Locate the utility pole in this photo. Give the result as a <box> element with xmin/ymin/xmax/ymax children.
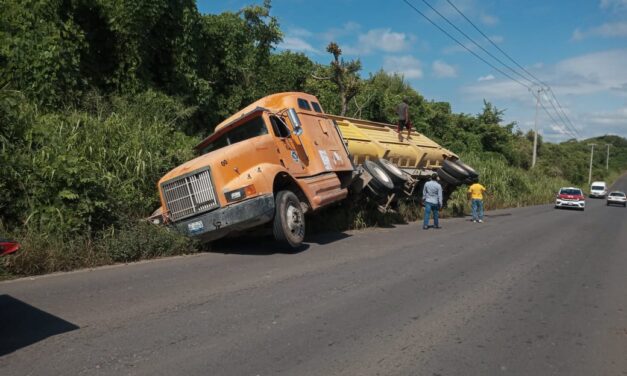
<box><xmin>531</xmin><ymin>88</ymin><xmax>543</xmax><ymax>168</ymax></box>
<box><xmin>588</xmin><ymin>144</ymin><xmax>596</xmax><ymax>185</ymax></box>
<box><xmin>605</xmin><ymin>144</ymin><xmax>611</xmax><ymax>170</ymax></box>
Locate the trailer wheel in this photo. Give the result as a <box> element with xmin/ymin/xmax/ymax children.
<box><xmin>454</xmin><ymin>160</ymin><xmax>479</xmax><ymax>179</ymax></box>
<box><xmin>363</xmin><ymin>160</ymin><xmax>395</xmax><ymax>192</ymax></box>
<box><xmin>442</xmin><ymin>159</ymin><xmax>470</xmax><ymax>180</ymax></box>
<box><xmin>437</xmin><ymin>167</ymin><xmax>461</xmax><ymax>186</ymax></box>
<box><xmin>376</xmin><ymin>158</ymin><xmax>408</xmax><ymax>186</ymax></box>
<box><xmin>273</xmin><ymin>191</ymin><xmax>305</xmax><ymax>249</ymax></box>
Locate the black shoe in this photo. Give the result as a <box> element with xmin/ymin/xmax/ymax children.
<box><xmin>434</xmin><ymin>226</ymin><xmax>442</xmax><ymax>229</ymax></box>
<box><xmin>423</xmin><ymin>226</ymin><xmax>429</xmax><ymax>230</ymax></box>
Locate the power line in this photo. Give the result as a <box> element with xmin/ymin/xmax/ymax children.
<box><xmin>444</xmin><ymin>0</ymin><xmax>548</xmax><ymax>87</ymax></box>
<box><xmin>402</xmin><ymin>0</ymin><xmax>579</xmax><ymax>139</ymax></box>
<box><xmin>544</xmin><ymin>92</ymin><xmax>579</xmax><ymax>138</ymax></box>
<box><xmin>419</xmin><ymin>0</ymin><xmax>538</xmax><ymax>88</ymax></box>
<box><xmin>401</xmin><ymin>0</ymin><xmax>533</xmax><ymax>91</ymax></box>
<box><xmin>441</xmin><ymin>0</ymin><xmax>581</xmax><ymax>138</ymax></box>
<box><xmin>546</xmin><ymin>88</ymin><xmax>580</xmax><ymax>137</ymax></box>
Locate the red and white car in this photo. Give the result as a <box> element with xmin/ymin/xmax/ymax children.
<box><xmin>0</xmin><ymin>236</ymin><xmax>21</xmax><ymax>256</ymax></box>
<box><xmin>555</xmin><ymin>187</ymin><xmax>586</xmax><ymax>211</ymax></box>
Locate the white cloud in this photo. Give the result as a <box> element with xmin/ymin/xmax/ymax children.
<box><xmin>277</xmin><ymin>36</ymin><xmax>319</xmax><ymax>53</ymax></box>
<box><xmin>477</xmin><ymin>74</ymin><xmax>495</xmax><ymax>81</ymax></box>
<box><xmin>479</xmin><ymin>13</ymin><xmax>499</xmax><ymax>26</ymax></box>
<box><xmin>319</xmin><ymin>22</ymin><xmax>361</xmax><ymax>43</ymax></box>
<box><xmin>600</xmin><ymin>0</ymin><xmax>627</xmax><ymax>12</ymax></box>
<box><xmin>572</xmin><ymin>22</ymin><xmax>627</xmax><ymax>40</ymax></box>
<box><xmin>383</xmin><ymin>55</ymin><xmax>423</xmax><ymax>79</ymax></box>
<box><xmin>578</xmin><ymin>106</ymin><xmax>627</xmax><ymax>137</ymax></box>
<box><xmin>465</xmin><ymin>49</ymin><xmax>627</xmax><ymax>99</ymax></box>
<box><xmin>345</xmin><ymin>29</ymin><xmax>415</xmax><ymax>55</ymax></box>
<box><xmin>462</xmin><ymin>49</ymin><xmax>627</xmax><ymax>140</ymax></box>
<box><xmin>432</xmin><ymin>60</ymin><xmax>457</xmax><ymax>78</ymax></box>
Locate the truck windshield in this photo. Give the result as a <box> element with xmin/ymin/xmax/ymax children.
<box><xmin>201</xmin><ymin>116</ymin><xmax>268</xmax><ymax>154</ymax></box>
<box><xmin>591</xmin><ymin>185</ymin><xmax>604</xmax><ymax>190</ymax></box>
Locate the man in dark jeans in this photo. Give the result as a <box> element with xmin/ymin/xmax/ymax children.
<box><xmin>396</xmin><ymin>97</ymin><xmax>412</xmax><ymax>139</ymax></box>
<box><xmin>422</xmin><ymin>173</ymin><xmax>443</xmax><ymax>229</ymax></box>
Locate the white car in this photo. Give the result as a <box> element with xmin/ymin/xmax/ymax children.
<box><xmin>589</xmin><ymin>181</ymin><xmax>608</xmax><ymax>198</ymax></box>
<box><xmin>555</xmin><ymin>187</ymin><xmax>585</xmax><ymax>211</ymax></box>
<box><xmin>606</xmin><ymin>191</ymin><xmax>627</xmax><ymax>207</ymax></box>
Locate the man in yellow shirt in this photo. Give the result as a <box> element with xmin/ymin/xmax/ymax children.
<box><xmin>467</xmin><ymin>181</ymin><xmax>487</xmax><ymax>223</ymax></box>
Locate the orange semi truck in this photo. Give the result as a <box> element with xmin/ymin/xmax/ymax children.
<box><xmin>152</xmin><ymin>92</ymin><xmax>477</xmax><ymax>248</ymax></box>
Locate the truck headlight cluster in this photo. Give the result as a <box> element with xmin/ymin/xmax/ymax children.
<box><xmin>225</xmin><ymin>185</ymin><xmax>256</xmax><ymax>203</ymax></box>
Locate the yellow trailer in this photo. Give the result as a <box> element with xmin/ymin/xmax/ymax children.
<box><xmin>327</xmin><ymin>114</ymin><xmax>457</xmax><ymax>175</ymax></box>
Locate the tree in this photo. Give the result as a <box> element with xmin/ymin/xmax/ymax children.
<box><xmin>312</xmin><ymin>42</ymin><xmax>361</xmax><ymax>116</ymax></box>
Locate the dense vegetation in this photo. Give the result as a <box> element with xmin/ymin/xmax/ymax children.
<box><xmin>1</xmin><ymin>0</ymin><xmax>625</xmax><ymax>277</ymax></box>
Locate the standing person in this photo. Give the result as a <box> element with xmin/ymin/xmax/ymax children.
<box><xmin>467</xmin><ymin>180</ymin><xmax>487</xmax><ymax>223</ymax></box>
<box><xmin>396</xmin><ymin>97</ymin><xmax>412</xmax><ymax>139</ymax></box>
<box><xmin>422</xmin><ymin>173</ymin><xmax>443</xmax><ymax>230</ymax></box>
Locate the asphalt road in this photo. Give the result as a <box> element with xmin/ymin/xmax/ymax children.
<box><xmin>2</xmin><ymin>176</ymin><xmax>627</xmax><ymax>376</ymax></box>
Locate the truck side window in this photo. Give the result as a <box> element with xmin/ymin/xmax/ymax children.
<box><xmin>270</xmin><ymin>116</ymin><xmax>290</xmax><ymax>138</ymax></box>
<box><xmin>201</xmin><ymin>116</ymin><xmax>269</xmax><ymax>154</ymax></box>
<box><xmin>311</xmin><ymin>102</ymin><xmax>323</xmax><ymax>113</ymax></box>
<box><xmin>297</xmin><ymin>98</ymin><xmax>312</xmax><ymax>111</ymax></box>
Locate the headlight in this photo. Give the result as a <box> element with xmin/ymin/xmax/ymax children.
<box><xmin>225</xmin><ymin>185</ymin><xmax>256</xmax><ymax>203</ymax></box>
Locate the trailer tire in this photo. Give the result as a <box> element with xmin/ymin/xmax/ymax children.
<box><xmin>376</xmin><ymin>158</ymin><xmax>408</xmax><ymax>186</ymax></box>
<box><xmin>437</xmin><ymin>167</ymin><xmax>461</xmax><ymax>186</ymax></box>
<box><xmin>273</xmin><ymin>190</ymin><xmax>305</xmax><ymax>249</ymax></box>
<box><xmin>363</xmin><ymin>160</ymin><xmax>395</xmax><ymax>192</ymax></box>
<box><xmin>442</xmin><ymin>159</ymin><xmax>470</xmax><ymax>180</ymax></box>
<box><xmin>454</xmin><ymin>160</ymin><xmax>479</xmax><ymax>179</ymax></box>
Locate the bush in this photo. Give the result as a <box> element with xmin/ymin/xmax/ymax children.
<box><xmin>0</xmin><ymin>222</ymin><xmax>196</xmax><ymax>278</ymax></box>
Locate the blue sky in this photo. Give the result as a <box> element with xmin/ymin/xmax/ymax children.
<box><xmin>199</xmin><ymin>0</ymin><xmax>627</xmax><ymax>141</ymax></box>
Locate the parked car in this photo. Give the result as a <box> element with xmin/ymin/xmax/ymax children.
<box><xmin>555</xmin><ymin>187</ymin><xmax>585</xmax><ymax>211</ymax></box>
<box><xmin>589</xmin><ymin>181</ymin><xmax>608</xmax><ymax>198</ymax></box>
<box><xmin>0</xmin><ymin>237</ymin><xmax>21</xmax><ymax>256</ymax></box>
<box><xmin>606</xmin><ymin>191</ymin><xmax>627</xmax><ymax>207</ymax></box>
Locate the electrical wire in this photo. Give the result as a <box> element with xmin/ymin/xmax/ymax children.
<box><xmin>402</xmin><ymin>0</ymin><xmax>579</xmax><ymax>138</ymax></box>
<box><xmin>442</xmin><ymin>0</ymin><xmax>580</xmax><ymax>138</ymax></box>
<box><xmin>419</xmin><ymin>0</ymin><xmax>538</xmax><ymax>88</ymax></box>
<box><xmin>401</xmin><ymin>0</ymin><xmax>533</xmax><ymax>91</ymax></box>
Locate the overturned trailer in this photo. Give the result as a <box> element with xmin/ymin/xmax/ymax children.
<box><xmin>151</xmin><ymin>92</ymin><xmax>478</xmax><ymax>248</ymax></box>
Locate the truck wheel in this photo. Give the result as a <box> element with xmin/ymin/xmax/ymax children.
<box><xmin>442</xmin><ymin>159</ymin><xmax>470</xmax><ymax>180</ymax></box>
<box><xmin>437</xmin><ymin>167</ymin><xmax>461</xmax><ymax>186</ymax></box>
<box><xmin>363</xmin><ymin>160</ymin><xmax>395</xmax><ymax>192</ymax></box>
<box><xmin>454</xmin><ymin>160</ymin><xmax>479</xmax><ymax>179</ymax></box>
<box><xmin>273</xmin><ymin>191</ymin><xmax>305</xmax><ymax>249</ymax></box>
<box><xmin>376</xmin><ymin>158</ymin><xmax>408</xmax><ymax>186</ymax></box>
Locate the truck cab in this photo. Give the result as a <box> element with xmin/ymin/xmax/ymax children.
<box><xmin>156</xmin><ymin>93</ymin><xmax>354</xmax><ymax>248</ymax></box>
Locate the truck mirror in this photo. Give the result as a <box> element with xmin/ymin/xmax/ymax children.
<box><xmin>287</xmin><ymin>108</ymin><xmax>303</xmax><ymax>136</ymax></box>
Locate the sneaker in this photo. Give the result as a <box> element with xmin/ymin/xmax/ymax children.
<box><xmin>423</xmin><ymin>226</ymin><xmax>429</xmax><ymax>230</ymax></box>
<box><xmin>478</xmin><ymin>219</ymin><xmax>483</xmax><ymax>223</ymax></box>
<box><xmin>472</xmin><ymin>219</ymin><xmax>477</xmax><ymax>223</ymax></box>
<box><xmin>434</xmin><ymin>226</ymin><xmax>442</xmax><ymax>229</ymax></box>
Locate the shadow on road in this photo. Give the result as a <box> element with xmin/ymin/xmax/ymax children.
<box><xmin>306</xmin><ymin>231</ymin><xmax>352</xmax><ymax>245</ymax></box>
<box><xmin>0</xmin><ymin>295</ymin><xmax>79</xmax><ymax>356</ymax></box>
<box><xmin>210</xmin><ymin>231</ymin><xmax>352</xmax><ymax>255</ymax></box>
<box><xmin>211</xmin><ymin>236</ymin><xmax>310</xmax><ymax>255</ymax></box>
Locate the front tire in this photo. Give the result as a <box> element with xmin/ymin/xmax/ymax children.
<box><xmin>273</xmin><ymin>191</ymin><xmax>305</xmax><ymax>249</ymax></box>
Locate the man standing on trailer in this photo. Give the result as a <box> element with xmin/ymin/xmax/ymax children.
<box><xmin>397</xmin><ymin>97</ymin><xmax>412</xmax><ymax>140</ymax></box>
<box><xmin>422</xmin><ymin>173</ymin><xmax>443</xmax><ymax>230</ymax></box>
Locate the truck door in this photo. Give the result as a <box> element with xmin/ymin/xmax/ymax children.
<box><xmin>267</xmin><ymin>114</ymin><xmax>306</xmax><ymax>176</ymax></box>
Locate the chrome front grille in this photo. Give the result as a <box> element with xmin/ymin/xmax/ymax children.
<box><xmin>161</xmin><ymin>168</ymin><xmax>219</xmax><ymax>221</ymax></box>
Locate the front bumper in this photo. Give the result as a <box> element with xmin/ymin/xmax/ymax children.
<box><xmin>589</xmin><ymin>192</ymin><xmax>606</xmax><ymax>198</ymax></box>
<box><xmin>555</xmin><ymin>199</ymin><xmax>585</xmax><ymax>209</ymax></box>
<box><xmin>171</xmin><ymin>194</ymin><xmax>275</xmax><ymax>242</ymax></box>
